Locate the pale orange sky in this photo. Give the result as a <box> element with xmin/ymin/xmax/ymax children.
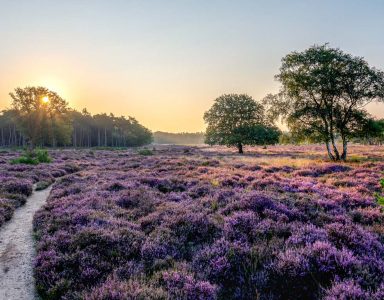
<box><xmin>1</xmin><ymin>1</ymin><xmax>384</xmax><ymax>133</ymax></box>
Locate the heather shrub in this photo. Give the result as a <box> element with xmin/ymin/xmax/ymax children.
<box><xmin>29</xmin><ymin>146</ymin><xmax>384</xmax><ymax>299</ymax></box>
<box><xmin>161</xmin><ymin>270</ymin><xmax>217</xmax><ymax>300</ymax></box>
<box><xmin>0</xmin><ymin>148</ymin><xmax>88</xmax><ymax>227</ymax></box>
<box><xmin>223</xmin><ymin>210</ymin><xmax>260</xmax><ymax>242</ymax></box>
<box><xmin>2</xmin><ymin>178</ymin><xmax>33</xmax><ymax>196</ymax></box>
<box><xmin>193</xmin><ymin>238</ymin><xmax>274</xmax><ymax>299</ymax></box>
<box><xmin>62</xmin><ymin>162</ymin><xmax>80</xmax><ymax>173</ymax></box>
<box><xmin>85</xmin><ymin>277</ymin><xmax>167</xmax><ymax>300</ymax></box>
<box><xmin>324</xmin><ymin>280</ymin><xmax>368</xmax><ymax>300</ymax></box>
<box><xmin>141</xmin><ymin>227</ymin><xmax>179</xmax><ymax>266</ymax></box>
<box><xmin>36</xmin><ymin>181</ymin><xmax>51</xmax><ymax>191</ymax></box>
<box><xmin>115</xmin><ymin>189</ymin><xmax>157</xmax><ymax>218</ymax></box>
<box><xmin>0</xmin><ymin>193</ymin><xmax>27</xmax><ymax>207</ymax></box>
<box><xmin>141</xmin><ymin>177</ymin><xmax>187</xmax><ymax>193</ymax></box>
<box><xmin>0</xmin><ymin>198</ymin><xmax>14</xmax><ymax>224</ymax></box>
<box><xmin>269</xmin><ymin>241</ymin><xmax>359</xmax><ymax>299</ymax></box>
<box><xmin>35</xmin><ymin>226</ymin><xmax>145</xmax><ymax>299</ymax></box>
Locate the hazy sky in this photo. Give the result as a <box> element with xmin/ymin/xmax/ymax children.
<box><xmin>0</xmin><ymin>0</ymin><xmax>384</xmax><ymax>132</ymax></box>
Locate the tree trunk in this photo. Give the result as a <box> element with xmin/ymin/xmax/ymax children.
<box><xmin>325</xmin><ymin>142</ymin><xmax>336</xmax><ymax>161</ymax></box>
<box><xmin>341</xmin><ymin>138</ymin><xmax>348</xmax><ymax>161</ymax></box>
<box><xmin>8</xmin><ymin>125</ymin><xmax>11</xmax><ymax>145</ymax></box>
<box><xmin>330</xmin><ymin>135</ymin><xmax>340</xmax><ymax>161</ymax></box>
<box><xmin>237</xmin><ymin>143</ymin><xmax>243</xmax><ymax>154</ymax></box>
<box><xmin>28</xmin><ymin>140</ymin><xmax>35</xmax><ymax>153</ymax></box>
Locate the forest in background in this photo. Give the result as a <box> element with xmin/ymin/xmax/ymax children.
<box><xmin>0</xmin><ymin>108</ymin><xmax>152</xmax><ymax>148</ymax></box>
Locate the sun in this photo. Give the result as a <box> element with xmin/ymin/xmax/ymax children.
<box><xmin>42</xmin><ymin>96</ymin><xmax>49</xmax><ymax>104</ymax></box>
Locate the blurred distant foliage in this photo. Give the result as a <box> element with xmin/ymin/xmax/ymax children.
<box><xmin>0</xmin><ymin>87</ymin><xmax>153</xmax><ymax>148</ymax></box>
<box><xmin>265</xmin><ymin>44</ymin><xmax>384</xmax><ymax>161</ymax></box>
<box><xmin>204</xmin><ymin>94</ymin><xmax>281</xmax><ymax>153</ymax></box>
<box><xmin>354</xmin><ymin>118</ymin><xmax>384</xmax><ymax>145</ymax></box>
<box><xmin>153</xmin><ymin>131</ymin><xmax>205</xmax><ymax>145</ymax></box>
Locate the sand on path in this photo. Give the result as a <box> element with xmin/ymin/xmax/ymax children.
<box><xmin>0</xmin><ymin>186</ymin><xmax>52</xmax><ymax>300</ymax></box>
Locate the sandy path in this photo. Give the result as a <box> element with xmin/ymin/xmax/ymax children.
<box><xmin>0</xmin><ymin>186</ymin><xmax>52</xmax><ymax>300</ymax></box>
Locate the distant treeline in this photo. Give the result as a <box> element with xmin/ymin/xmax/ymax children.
<box><xmin>0</xmin><ymin>108</ymin><xmax>152</xmax><ymax>148</ymax></box>
<box><xmin>153</xmin><ymin>131</ymin><xmax>205</xmax><ymax>145</ymax></box>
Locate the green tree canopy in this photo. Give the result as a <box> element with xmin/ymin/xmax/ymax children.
<box><xmin>10</xmin><ymin>86</ymin><xmax>72</xmax><ymax>150</ymax></box>
<box><xmin>204</xmin><ymin>94</ymin><xmax>280</xmax><ymax>153</ymax></box>
<box><xmin>265</xmin><ymin>44</ymin><xmax>384</xmax><ymax>161</ymax></box>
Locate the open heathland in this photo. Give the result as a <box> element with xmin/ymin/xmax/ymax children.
<box><xmin>10</xmin><ymin>145</ymin><xmax>380</xmax><ymax>300</ymax></box>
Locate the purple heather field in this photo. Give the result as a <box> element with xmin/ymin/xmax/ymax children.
<box><xmin>1</xmin><ymin>145</ymin><xmax>384</xmax><ymax>299</ymax></box>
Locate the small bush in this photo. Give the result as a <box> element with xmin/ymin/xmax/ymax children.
<box><xmin>138</xmin><ymin>149</ymin><xmax>153</xmax><ymax>156</ymax></box>
<box><xmin>11</xmin><ymin>156</ymin><xmax>38</xmax><ymax>165</ymax></box>
<box><xmin>10</xmin><ymin>149</ymin><xmax>52</xmax><ymax>164</ymax></box>
<box><xmin>35</xmin><ymin>149</ymin><xmax>52</xmax><ymax>163</ymax></box>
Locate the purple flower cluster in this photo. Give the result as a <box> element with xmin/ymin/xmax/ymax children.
<box><xmin>30</xmin><ymin>145</ymin><xmax>384</xmax><ymax>299</ymax></box>
<box><xmin>0</xmin><ymin>149</ymin><xmax>84</xmax><ymax>227</ymax></box>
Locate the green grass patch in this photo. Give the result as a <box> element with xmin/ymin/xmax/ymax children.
<box><xmin>347</xmin><ymin>155</ymin><xmax>366</xmax><ymax>163</ymax></box>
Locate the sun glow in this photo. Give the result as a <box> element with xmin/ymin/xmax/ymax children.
<box><xmin>42</xmin><ymin>96</ymin><xmax>49</xmax><ymax>104</ymax></box>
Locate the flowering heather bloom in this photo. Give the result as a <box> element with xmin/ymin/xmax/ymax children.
<box><xmin>25</xmin><ymin>145</ymin><xmax>384</xmax><ymax>299</ymax></box>
<box><xmin>324</xmin><ymin>280</ymin><xmax>368</xmax><ymax>300</ymax></box>
<box><xmin>162</xmin><ymin>270</ymin><xmax>217</xmax><ymax>300</ymax></box>
<box><xmin>1</xmin><ymin>177</ymin><xmax>33</xmax><ymax>196</ymax></box>
<box><xmin>85</xmin><ymin>277</ymin><xmax>167</xmax><ymax>300</ymax></box>
<box><xmin>0</xmin><ymin>150</ymin><xmax>86</xmax><ymax>227</ymax></box>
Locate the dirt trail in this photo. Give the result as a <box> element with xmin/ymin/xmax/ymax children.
<box><xmin>0</xmin><ymin>186</ymin><xmax>52</xmax><ymax>300</ymax></box>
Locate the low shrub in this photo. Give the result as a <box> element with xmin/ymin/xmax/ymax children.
<box><xmin>36</xmin><ymin>181</ymin><xmax>51</xmax><ymax>191</ymax></box>
<box><xmin>35</xmin><ymin>149</ymin><xmax>52</xmax><ymax>163</ymax></box>
<box><xmin>138</xmin><ymin>149</ymin><xmax>154</xmax><ymax>156</ymax></box>
<box><xmin>11</xmin><ymin>155</ymin><xmax>38</xmax><ymax>165</ymax></box>
<box><xmin>10</xmin><ymin>149</ymin><xmax>52</xmax><ymax>165</ymax></box>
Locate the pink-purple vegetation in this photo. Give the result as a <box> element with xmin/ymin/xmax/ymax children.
<box><xmin>0</xmin><ymin>149</ymin><xmax>84</xmax><ymax>227</ymax></box>
<box><xmin>21</xmin><ymin>145</ymin><xmax>383</xmax><ymax>299</ymax></box>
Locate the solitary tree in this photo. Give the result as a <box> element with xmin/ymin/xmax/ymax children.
<box><xmin>10</xmin><ymin>86</ymin><xmax>72</xmax><ymax>150</ymax></box>
<box><xmin>265</xmin><ymin>44</ymin><xmax>384</xmax><ymax>161</ymax></box>
<box><xmin>204</xmin><ymin>94</ymin><xmax>280</xmax><ymax>153</ymax></box>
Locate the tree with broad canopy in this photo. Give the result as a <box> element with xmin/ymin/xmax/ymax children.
<box><xmin>204</xmin><ymin>94</ymin><xmax>280</xmax><ymax>153</ymax></box>
<box><xmin>264</xmin><ymin>44</ymin><xmax>384</xmax><ymax>161</ymax></box>
<box><xmin>10</xmin><ymin>86</ymin><xmax>72</xmax><ymax>151</ymax></box>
